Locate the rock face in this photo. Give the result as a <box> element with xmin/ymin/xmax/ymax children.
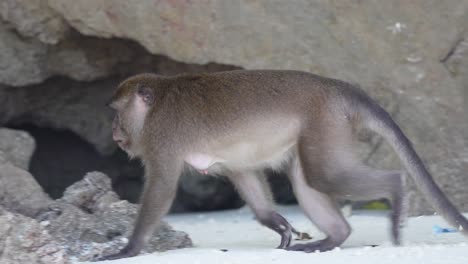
<box><xmin>47</xmin><ymin>1</ymin><xmax>466</xmax><ymax>82</ymax></box>
<box><xmin>0</xmin><ymin>169</ymin><xmax>192</xmax><ymax>261</ymax></box>
<box><xmin>37</xmin><ymin>172</ymin><xmax>192</xmax><ymax>261</ymax></box>
<box><xmin>0</xmin><ymin>207</ymin><xmax>70</xmax><ymax>264</ymax></box>
<box><xmin>0</xmin><ymin>128</ymin><xmax>53</xmax><ymax>217</ymax></box>
<box><xmin>0</xmin><ymin>163</ymin><xmax>52</xmax><ymax>217</ymax></box>
<box><xmin>0</xmin><ymin>1</ymin><xmax>467</xmax><ymax>215</ymax></box>
<box><xmin>0</xmin><ymin>0</ymin><xmax>68</xmax><ymax>44</ymax></box>
<box><xmin>0</xmin><ymin>128</ymin><xmax>36</xmax><ymax>169</ymax></box>
<box><xmin>60</xmin><ymin>171</ymin><xmax>120</xmax><ymax>213</ymax></box>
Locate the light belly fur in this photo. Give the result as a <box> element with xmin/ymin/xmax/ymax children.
<box><xmin>185</xmin><ymin>118</ymin><xmax>300</xmax><ymax>172</ymax></box>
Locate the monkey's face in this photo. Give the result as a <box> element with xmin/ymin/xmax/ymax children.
<box><xmin>109</xmin><ymin>75</ymin><xmax>156</xmax><ymax>157</ymax></box>
<box><xmin>111</xmin><ymin>112</ymin><xmax>131</xmax><ymax>151</ymax></box>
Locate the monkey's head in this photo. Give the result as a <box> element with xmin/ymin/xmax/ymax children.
<box><xmin>109</xmin><ymin>74</ymin><xmax>158</xmax><ymax>158</ymax></box>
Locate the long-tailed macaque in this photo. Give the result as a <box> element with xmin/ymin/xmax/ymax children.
<box><xmin>103</xmin><ymin>70</ymin><xmax>468</xmax><ymax>260</ymax></box>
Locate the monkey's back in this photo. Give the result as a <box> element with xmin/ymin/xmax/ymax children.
<box><xmin>165</xmin><ymin>69</ymin><xmax>346</xmax><ymax>119</ymax></box>
<box><xmin>154</xmin><ymin>70</ymin><xmax>358</xmax><ymax>161</ymax></box>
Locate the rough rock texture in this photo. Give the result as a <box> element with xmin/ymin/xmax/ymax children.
<box><xmin>36</xmin><ymin>172</ymin><xmax>192</xmax><ymax>261</ymax></box>
<box><xmin>0</xmin><ymin>127</ymin><xmax>35</xmax><ymax>169</ymax></box>
<box><xmin>47</xmin><ymin>1</ymin><xmax>466</xmax><ymax>81</ymax></box>
<box><xmin>0</xmin><ymin>162</ymin><xmax>52</xmax><ymax>217</ymax></box>
<box><xmin>0</xmin><ymin>0</ymin><xmax>68</xmax><ymax>44</ymax></box>
<box><xmin>0</xmin><ymin>151</ymin><xmax>7</xmax><ymax>164</ymax></box>
<box><xmin>4</xmin><ymin>77</ymin><xmax>118</xmax><ymax>153</ymax></box>
<box><xmin>1</xmin><ymin>1</ymin><xmax>467</xmax><ymax>215</ymax></box>
<box><xmin>0</xmin><ymin>21</ymin><xmax>134</xmax><ymax>86</ymax></box>
<box><xmin>0</xmin><ymin>207</ymin><xmax>70</xmax><ymax>264</ymax></box>
<box><xmin>442</xmin><ymin>34</ymin><xmax>468</xmax><ymax>131</ymax></box>
<box><xmin>38</xmin><ymin>201</ymin><xmax>192</xmax><ymax>261</ymax></box>
<box><xmin>60</xmin><ymin>171</ymin><xmax>120</xmax><ymax>213</ymax></box>
<box><xmin>0</xmin><ymin>168</ymin><xmax>192</xmax><ymax>262</ymax></box>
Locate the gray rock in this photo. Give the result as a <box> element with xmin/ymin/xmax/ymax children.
<box><xmin>442</xmin><ymin>34</ymin><xmax>468</xmax><ymax>138</ymax></box>
<box><xmin>47</xmin><ymin>1</ymin><xmax>466</xmax><ymax>78</ymax></box>
<box><xmin>0</xmin><ymin>127</ymin><xmax>35</xmax><ymax>169</ymax></box>
<box><xmin>0</xmin><ymin>150</ymin><xmax>7</xmax><ymax>164</ymax></box>
<box><xmin>0</xmin><ymin>163</ymin><xmax>52</xmax><ymax>217</ymax></box>
<box><xmin>0</xmin><ymin>21</ymin><xmax>134</xmax><ymax>86</ymax></box>
<box><xmin>0</xmin><ymin>207</ymin><xmax>70</xmax><ymax>264</ymax></box>
<box><xmin>99</xmin><ymin>201</ymin><xmax>193</xmax><ymax>255</ymax></box>
<box><xmin>37</xmin><ymin>172</ymin><xmax>192</xmax><ymax>261</ymax></box>
<box><xmin>4</xmin><ymin>77</ymin><xmax>117</xmax><ymax>153</ymax></box>
<box><xmin>0</xmin><ymin>21</ymin><xmax>51</xmax><ymax>86</ymax></box>
<box><xmin>0</xmin><ymin>0</ymin><xmax>68</xmax><ymax>44</ymax></box>
<box><xmin>61</xmin><ymin>171</ymin><xmax>120</xmax><ymax>213</ymax></box>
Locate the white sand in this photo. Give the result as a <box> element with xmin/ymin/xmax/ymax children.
<box><xmin>86</xmin><ymin>206</ymin><xmax>468</xmax><ymax>264</ymax></box>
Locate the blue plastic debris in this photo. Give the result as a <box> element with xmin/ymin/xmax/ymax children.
<box><xmin>432</xmin><ymin>225</ymin><xmax>458</xmax><ymax>234</ymax></box>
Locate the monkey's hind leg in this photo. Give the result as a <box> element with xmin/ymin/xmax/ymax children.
<box><xmin>334</xmin><ymin>167</ymin><xmax>406</xmax><ymax>245</ymax></box>
<box><xmin>228</xmin><ymin>171</ymin><xmax>301</xmax><ymax>249</ymax></box>
<box><xmin>286</xmin><ymin>155</ymin><xmax>351</xmax><ymax>252</ymax></box>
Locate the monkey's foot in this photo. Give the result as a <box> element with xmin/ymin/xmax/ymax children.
<box><xmin>286</xmin><ymin>239</ymin><xmax>338</xmax><ymax>253</ymax></box>
<box><xmin>94</xmin><ymin>244</ymin><xmax>141</xmax><ymax>261</ymax></box>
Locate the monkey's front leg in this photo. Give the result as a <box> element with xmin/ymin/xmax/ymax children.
<box><xmin>98</xmin><ymin>162</ymin><xmax>182</xmax><ymax>260</ymax></box>
<box><xmin>228</xmin><ymin>171</ymin><xmax>306</xmax><ymax>248</ymax></box>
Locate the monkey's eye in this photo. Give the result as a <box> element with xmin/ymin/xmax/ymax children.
<box><xmin>137</xmin><ymin>86</ymin><xmax>155</xmax><ymax>105</ymax></box>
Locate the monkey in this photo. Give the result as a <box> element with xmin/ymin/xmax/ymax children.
<box><xmin>102</xmin><ymin>70</ymin><xmax>468</xmax><ymax>260</ymax></box>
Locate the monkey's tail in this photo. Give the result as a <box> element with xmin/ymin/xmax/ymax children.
<box><xmin>357</xmin><ymin>92</ymin><xmax>468</xmax><ymax>235</ymax></box>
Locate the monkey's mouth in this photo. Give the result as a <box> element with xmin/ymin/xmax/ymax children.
<box><xmin>115</xmin><ymin>139</ymin><xmax>130</xmax><ymax>149</ymax></box>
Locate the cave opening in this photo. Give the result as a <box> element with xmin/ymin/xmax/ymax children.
<box><xmin>7</xmin><ymin>124</ymin><xmax>144</xmax><ymax>202</ymax></box>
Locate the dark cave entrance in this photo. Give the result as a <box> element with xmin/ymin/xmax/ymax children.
<box><xmin>8</xmin><ymin>124</ymin><xmax>144</xmax><ymax>202</ymax></box>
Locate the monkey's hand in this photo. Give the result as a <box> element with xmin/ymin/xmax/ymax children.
<box><xmin>266</xmin><ymin>213</ymin><xmax>311</xmax><ymax>249</ymax></box>
<box><xmin>94</xmin><ymin>243</ymin><xmax>141</xmax><ymax>261</ymax></box>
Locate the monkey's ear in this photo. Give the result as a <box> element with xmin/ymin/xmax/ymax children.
<box><xmin>137</xmin><ymin>86</ymin><xmax>154</xmax><ymax>105</ymax></box>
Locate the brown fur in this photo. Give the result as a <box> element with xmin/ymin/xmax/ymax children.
<box><xmin>100</xmin><ymin>70</ymin><xmax>468</xmax><ymax>260</ymax></box>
